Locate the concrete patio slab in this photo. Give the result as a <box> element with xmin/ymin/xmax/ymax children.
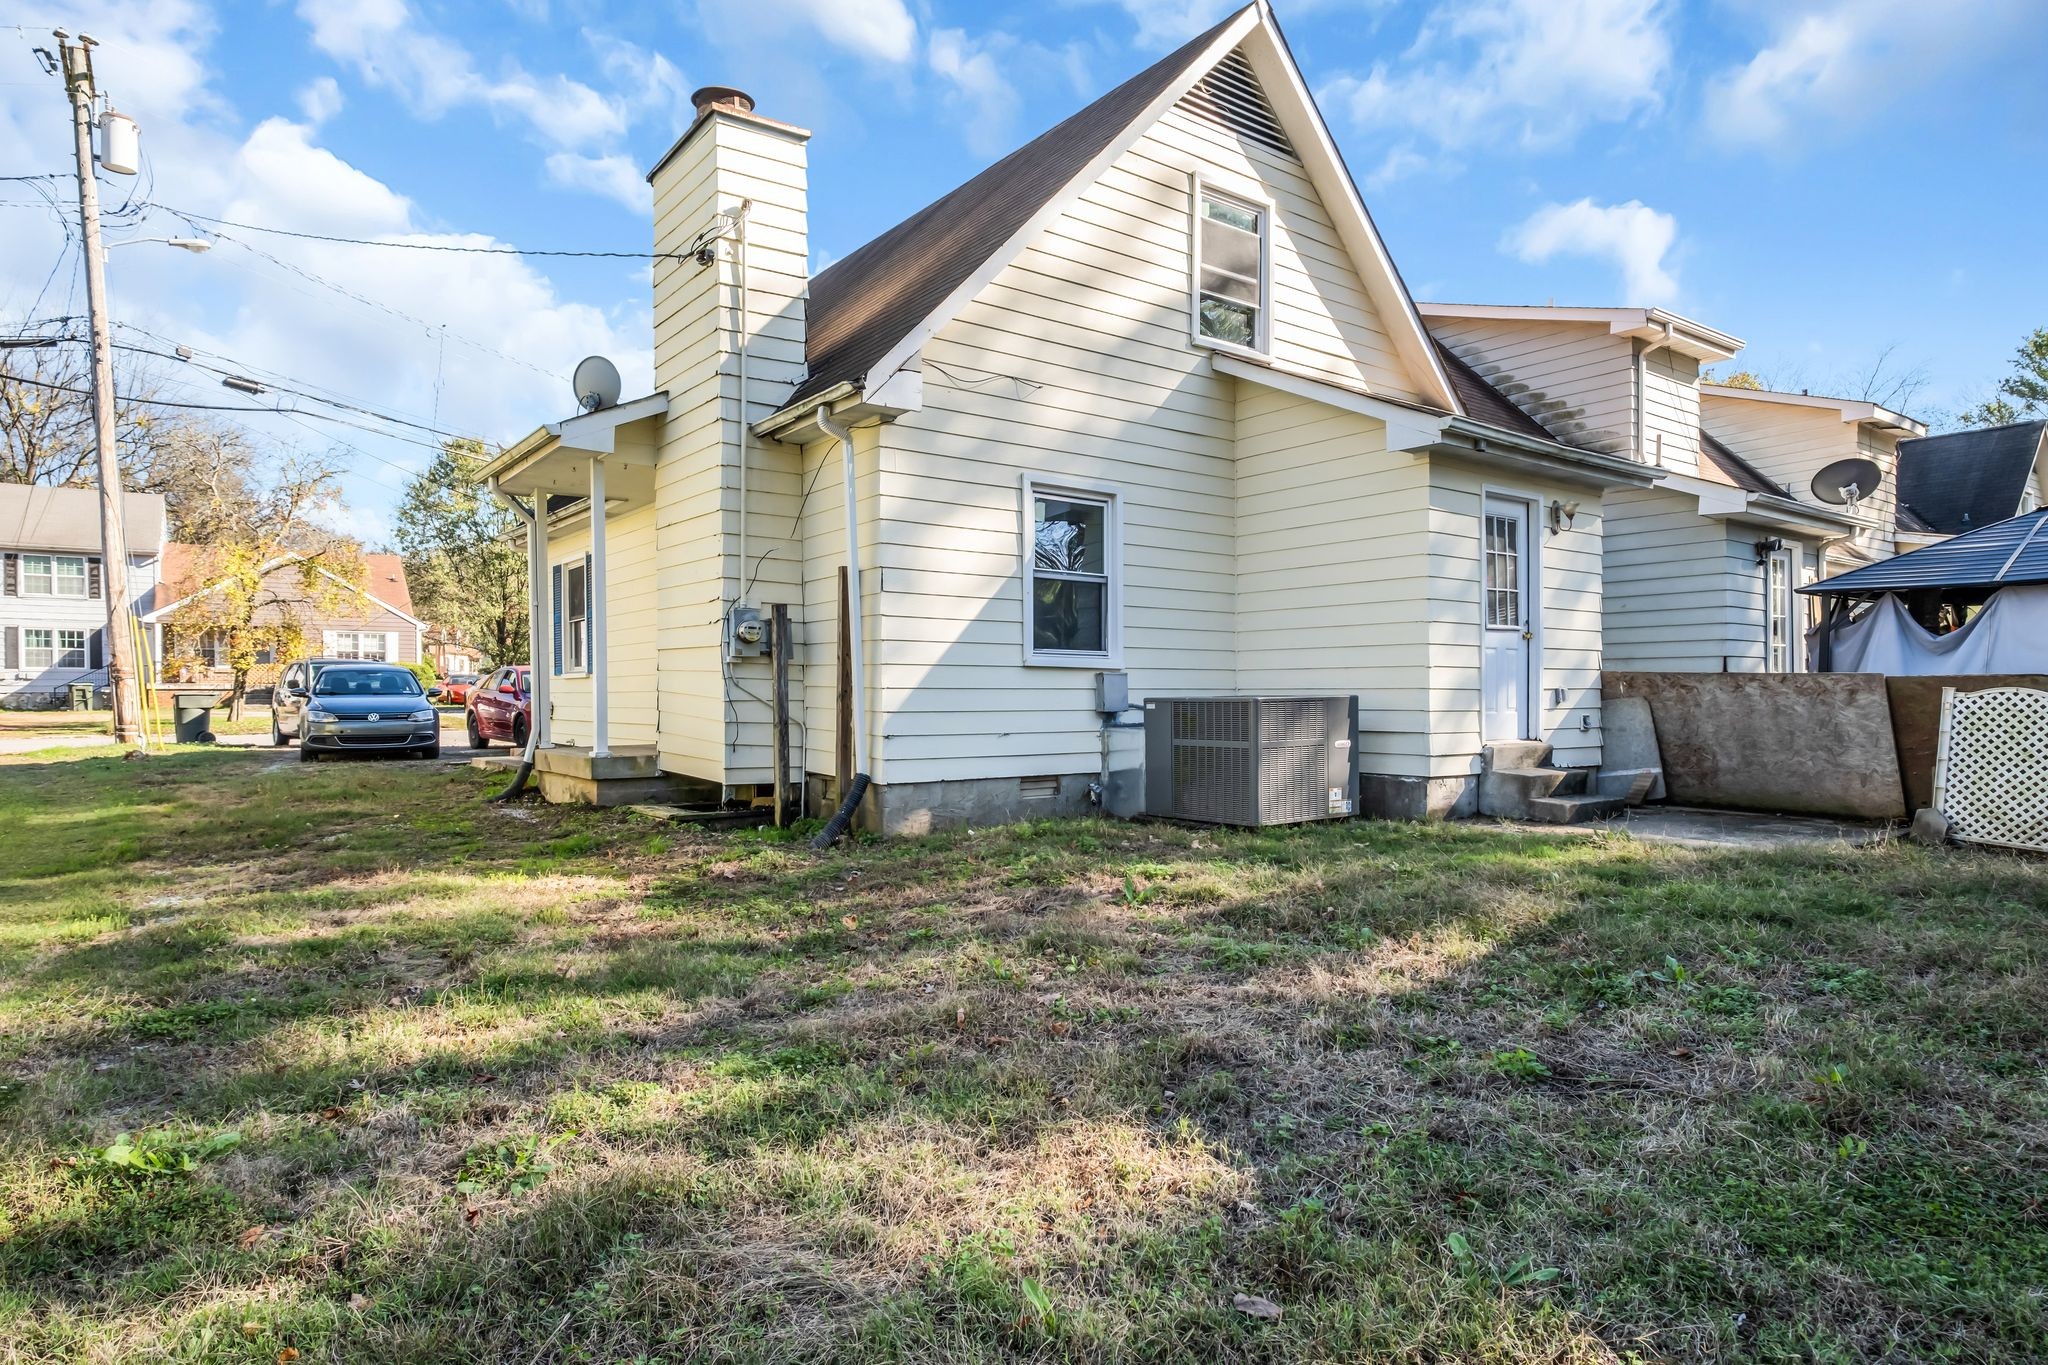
<box><xmin>1611</xmin><ymin>805</ymin><xmax>1894</xmax><ymax>850</ymax></box>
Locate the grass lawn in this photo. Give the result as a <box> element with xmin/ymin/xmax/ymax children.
<box><xmin>0</xmin><ymin>748</ymin><xmax>2043</xmax><ymax>1363</ymax></box>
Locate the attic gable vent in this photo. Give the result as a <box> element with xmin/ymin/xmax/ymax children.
<box><xmin>1177</xmin><ymin>49</ymin><xmax>1295</xmax><ymax>159</ymax></box>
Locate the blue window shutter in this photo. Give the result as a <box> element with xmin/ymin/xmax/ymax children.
<box><xmin>584</xmin><ymin>552</ymin><xmax>594</xmax><ymax>671</ymax></box>
<box><xmin>551</xmin><ymin>563</ymin><xmax>563</xmax><ymax>675</ymax></box>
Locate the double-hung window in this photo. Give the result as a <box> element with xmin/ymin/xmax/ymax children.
<box><xmin>22</xmin><ymin>553</ymin><xmax>87</xmax><ymax>598</ymax></box>
<box><xmin>328</xmin><ymin>631</ymin><xmax>392</xmax><ymax>662</ymax></box>
<box><xmin>24</xmin><ymin>628</ymin><xmax>85</xmax><ymax>670</ymax></box>
<box><xmin>1194</xmin><ymin>185</ymin><xmax>1268</xmax><ymax>352</ymax></box>
<box><xmin>1023</xmin><ymin>480</ymin><xmax>1119</xmax><ymax>665</ymax></box>
<box><xmin>564</xmin><ymin>561</ymin><xmax>590</xmax><ymax>672</ymax></box>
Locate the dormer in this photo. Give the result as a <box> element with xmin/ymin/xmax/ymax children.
<box><xmin>1418</xmin><ymin>304</ymin><xmax>1742</xmax><ymax>474</ymax></box>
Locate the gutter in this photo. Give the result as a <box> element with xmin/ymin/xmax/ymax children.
<box><xmin>1437</xmin><ymin>418</ymin><xmax>1659</xmax><ymax>490</ymax></box>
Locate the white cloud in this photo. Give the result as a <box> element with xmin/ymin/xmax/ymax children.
<box><xmin>1706</xmin><ymin>0</ymin><xmax>2036</xmax><ymax>150</ymax></box>
<box><xmin>545</xmin><ymin>152</ymin><xmax>653</xmax><ymax>212</ymax></box>
<box><xmin>584</xmin><ymin>31</ymin><xmax>692</xmax><ymax>132</ymax></box>
<box><xmin>1364</xmin><ymin>146</ymin><xmax>1430</xmax><ymax>190</ymax></box>
<box><xmin>728</xmin><ymin>0</ymin><xmax>918</xmax><ymax>64</ymax></box>
<box><xmin>0</xmin><ymin>6</ymin><xmax>647</xmax><ymax>528</ymax></box>
<box><xmin>1502</xmin><ymin>198</ymin><xmax>1680</xmax><ymax>303</ymax></box>
<box><xmin>929</xmin><ymin>29</ymin><xmax>1021</xmax><ymax>158</ymax></box>
<box><xmin>1323</xmin><ymin>0</ymin><xmax>1671</xmax><ymax>152</ymax></box>
<box><xmin>1088</xmin><ymin>0</ymin><xmax>1244</xmax><ymax>49</ymax></box>
<box><xmin>295</xmin><ymin>0</ymin><xmax>625</xmax><ymax>150</ymax></box>
<box><xmin>296</xmin><ymin>76</ymin><xmax>344</xmax><ymax>126</ymax></box>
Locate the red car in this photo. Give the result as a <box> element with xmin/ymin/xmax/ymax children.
<box><xmin>465</xmin><ymin>665</ymin><xmax>532</xmax><ymax>749</ymax></box>
<box><xmin>438</xmin><ymin>673</ymin><xmax>483</xmax><ymax>708</ymax></box>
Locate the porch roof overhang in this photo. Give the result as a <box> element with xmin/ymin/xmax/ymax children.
<box><xmin>1657</xmin><ymin>471</ymin><xmax>1864</xmax><ymax>539</ymax></box>
<box><xmin>1213</xmin><ymin>353</ymin><xmax>1658</xmax><ymax>492</ymax></box>
<box><xmin>476</xmin><ymin>392</ymin><xmax>669</xmax><ymax>500</ymax></box>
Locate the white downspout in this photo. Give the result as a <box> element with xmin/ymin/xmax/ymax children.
<box><xmin>488</xmin><ymin>477</ymin><xmax>550</xmax><ymax>756</ymax></box>
<box><xmin>589</xmin><ymin>455</ymin><xmax>609</xmax><ymax>759</ymax></box>
<box><xmin>814</xmin><ymin>407</ymin><xmax>867</xmax><ymax>777</ymax></box>
<box><xmin>732</xmin><ymin>200</ymin><xmax>754</xmax><ymax>609</ymax></box>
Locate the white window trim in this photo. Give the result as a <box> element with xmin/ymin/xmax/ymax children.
<box><xmin>1188</xmin><ymin>172</ymin><xmax>1273</xmax><ymax>360</ymax></box>
<box><xmin>558</xmin><ymin>558</ymin><xmax>592</xmax><ymax>676</ymax></box>
<box><xmin>23</xmin><ymin>628</ymin><xmax>53</xmax><ymax>671</ymax></box>
<box><xmin>322</xmin><ymin>629</ymin><xmax>399</xmax><ymax>663</ymax></box>
<box><xmin>1766</xmin><ymin>545</ymin><xmax>1800</xmax><ymax>674</ymax></box>
<box><xmin>20</xmin><ymin>552</ymin><xmax>88</xmax><ymax>599</ymax></box>
<box><xmin>1020</xmin><ymin>475</ymin><xmax>1123</xmax><ymax>669</ymax></box>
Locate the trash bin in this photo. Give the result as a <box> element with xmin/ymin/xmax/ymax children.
<box><xmin>172</xmin><ymin>694</ymin><xmax>219</xmax><ymax>744</ymax></box>
<box><xmin>68</xmin><ymin>682</ymin><xmax>95</xmax><ymax>711</ymax></box>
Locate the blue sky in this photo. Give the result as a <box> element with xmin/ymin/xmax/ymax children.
<box><xmin>5</xmin><ymin>0</ymin><xmax>2046</xmax><ymax>536</ymax></box>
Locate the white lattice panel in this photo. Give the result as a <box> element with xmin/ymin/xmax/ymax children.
<box><xmin>1933</xmin><ymin>686</ymin><xmax>2048</xmax><ymax>853</ymax></box>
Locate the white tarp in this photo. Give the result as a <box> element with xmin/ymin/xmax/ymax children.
<box><xmin>1819</xmin><ymin>584</ymin><xmax>2048</xmax><ymax>675</ymax></box>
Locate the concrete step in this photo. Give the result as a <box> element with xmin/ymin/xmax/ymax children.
<box><xmin>1595</xmin><ymin>767</ymin><xmax>1661</xmax><ymax>806</ymax></box>
<box><xmin>1526</xmin><ymin>793</ymin><xmax>1626</xmax><ymax>825</ymax></box>
<box><xmin>1484</xmin><ymin>740</ymin><xmax>1553</xmax><ymax>771</ymax></box>
<box><xmin>1479</xmin><ymin>762</ymin><xmax>1590</xmax><ymax>819</ymax></box>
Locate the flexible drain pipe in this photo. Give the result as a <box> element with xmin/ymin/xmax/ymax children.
<box><xmin>811</xmin><ymin>406</ymin><xmax>870</xmax><ymax>848</ymax></box>
<box><xmin>487</xmin><ymin>481</ymin><xmax>550</xmax><ymax>801</ymax></box>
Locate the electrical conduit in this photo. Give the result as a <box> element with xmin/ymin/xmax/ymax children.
<box><xmin>811</xmin><ymin>406</ymin><xmax>870</xmax><ymax>848</ymax></box>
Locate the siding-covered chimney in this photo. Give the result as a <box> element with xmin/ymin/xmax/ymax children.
<box><xmin>646</xmin><ymin>89</ymin><xmax>811</xmax><ymax>786</ymax></box>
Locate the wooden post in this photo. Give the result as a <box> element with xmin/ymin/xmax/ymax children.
<box><xmin>836</xmin><ymin>565</ymin><xmax>854</xmax><ymax>801</ymax></box>
<box><xmin>770</xmin><ymin>602</ymin><xmax>791</xmax><ymax>827</ymax></box>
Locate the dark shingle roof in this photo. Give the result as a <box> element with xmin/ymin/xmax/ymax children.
<box><xmin>1896</xmin><ymin>502</ymin><xmax>1937</xmax><ymax>533</ymax></box>
<box><xmin>1896</xmin><ymin>420</ymin><xmax>2046</xmax><ymax>534</ymax></box>
<box><xmin>1806</xmin><ymin>507</ymin><xmax>2048</xmax><ymax>595</ymax></box>
<box><xmin>1430</xmin><ymin>339</ymin><xmax>1556</xmax><ymax>442</ymax></box>
<box><xmin>793</xmin><ymin>9</ymin><xmax>1250</xmax><ymax>406</ymax></box>
<box><xmin>1700</xmin><ymin>431</ymin><xmax>1789</xmax><ymax>497</ymax></box>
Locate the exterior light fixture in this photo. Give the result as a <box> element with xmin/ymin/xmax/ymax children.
<box><xmin>1547</xmin><ymin>499</ymin><xmax>1580</xmax><ymax>535</ymax></box>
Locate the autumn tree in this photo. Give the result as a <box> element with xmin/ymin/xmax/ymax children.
<box><xmin>170</xmin><ymin>455</ymin><xmax>358</xmax><ymax>719</ymax></box>
<box><xmin>1959</xmin><ymin>328</ymin><xmax>2048</xmax><ymax>428</ymax></box>
<box><xmin>393</xmin><ymin>439</ymin><xmax>528</xmax><ymax>668</ymax></box>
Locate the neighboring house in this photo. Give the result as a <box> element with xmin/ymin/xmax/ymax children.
<box><xmin>424</xmin><ymin>625</ymin><xmax>487</xmax><ymax>677</ymax></box>
<box><xmin>1896</xmin><ymin>419</ymin><xmax>2048</xmax><ymax>536</ymax></box>
<box><xmin>1700</xmin><ymin>385</ymin><xmax>1926</xmax><ymax>570</ymax></box>
<box><xmin>479</xmin><ymin>2</ymin><xmax>1660</xmax><ymax>828</ymax></box>
<box><xmin>142</xmin><ymin>546</ymin><xmax>424</xmax><ymax>686</ymax></box>
<box><xmin>1421</xmin><ymin>305</ymin><xmax>1863</xmax><ymax>674</ymax></box>
<box><xmin>0</xmin><ymin>482</ymin><xmax>166</xmax><ymax>707</ymax></box>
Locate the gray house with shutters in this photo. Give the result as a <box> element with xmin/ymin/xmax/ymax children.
<box><xmin>0</xmin><ymin>483</ymin><xmax>166</xmax><ymax>707</ymax></box>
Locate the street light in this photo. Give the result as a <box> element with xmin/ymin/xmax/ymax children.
<box><xmin>105</xmin><ymin>236</ymin><xmax>212</xmax><ymax>254</ymax></box>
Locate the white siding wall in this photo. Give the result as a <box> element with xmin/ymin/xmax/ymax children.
<box><xmin>1427</xmin><ymin>460</ymin><xmax>1606</xmax><ymax>771</ymax></box>
<box><xmin>1703</xmin><ymin>394</ymin><xmax>1899</xmax><ymax>560</ymax></box>
<box><xmin>1</xmin><ymin>550</ymin><xmax>157</xmax><ymax>693</ymax></box>
<box><xmin>867</xmin><ymin>107</ymin><xmax>1426</xmax><ymax>788</ymax></box>
<box><xmin>650</xmin><ymin>112</ymin><xmax>810</xmax><ymax>786</ymax></box>
<box><xmin>537</xmin><ymin>503</ymin><xmax>661</xmax><ymax>752</ymax></box>
<box><xmin>1234</xmin><ymin>386</ymin><xmax>1432</xmax><ymax>778</ymax></box>
<box><xmin>1427</xmin><ymin>319</ymin><xmax>1637</xmax><ymax>457</ymax></box>
<box><xmin>1642</xmin><ymin>348</ymin><xmax>1702</xmax><ymax>475</ymax></box>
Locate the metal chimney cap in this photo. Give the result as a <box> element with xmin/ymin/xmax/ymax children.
<box><xmin>690</xmin><ymin>86</ymin><xmax>755</xmax><ymax>116</ymax></box>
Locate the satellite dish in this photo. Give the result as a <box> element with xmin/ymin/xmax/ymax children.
<box><xmin>571</xmin><ymin>355</ymin><xmax>622</xmax><ymax>413</ymax></box>
<box><xmin>1811</xmin><ymin>457</ymin><xmax>1884</xmax><ymax>506</ymax></box>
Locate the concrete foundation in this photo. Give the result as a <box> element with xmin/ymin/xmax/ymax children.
<box><xmin>1357</xmin><ymin>772</ymin><xmax>1476</xmax><ymax>821</ymax></box>
<box><xmin>859</xmin><ymin>773</ymin><xmax>1096</xmax><ymax>835</ymax></box>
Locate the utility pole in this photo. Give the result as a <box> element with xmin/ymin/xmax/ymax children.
<box><xmin>55</xmin><ymin>31</ymin><xmax>145</xmax><ymax>748</ymax></box>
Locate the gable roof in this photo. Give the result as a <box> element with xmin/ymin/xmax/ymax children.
<box><xmin>788</xmin><ymin>2</ymin><xmax>1457</xmax><ymax>416</ymax></box>
<box><xmin>1700</xmin><ymin>431</ymin><xmax>1789</xmax><ymax>497</ymax></box>
<box><xmin>1806</xmin><ymin>507</ymin><xmax>2048</xmax><ymax>596</ymax></box>
<box><xmin>1895</xmin><ymin>419</ymin><xmax>2047</xmax><ymax>535</ymax></box>
<box><xmin>1417</xmin><ymin>303</ymin><xmax>1743</xmax><ymax>363</ymax></box>
<box><xmin>1700</xmin><ymin>384</ymin><xmax>1925</xmax><ymax>436</ymax></box>
<box><xmin>146</xmin><ymin>546</ymin><xmax>422</xmax><ymax>627</ymax></box>
<box><xmin>0</xmin><ymin>482</ymin><xmax>166</xmax><ymax>556</ymax></box>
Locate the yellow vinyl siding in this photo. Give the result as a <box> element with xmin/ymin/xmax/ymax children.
<box><xmin>1428</xmin><ymin>319</ymin><xmax>1637</xmax><ymax>456</ymax></box>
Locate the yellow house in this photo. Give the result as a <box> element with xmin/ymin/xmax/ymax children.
<box><xmin>476</xmin><ymin>1</ymin><xmax>1660</xmax><ymax>830</ymax></box>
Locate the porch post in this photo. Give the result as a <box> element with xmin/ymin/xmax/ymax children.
<box><xmin>529</xmin><ymin>489</ymin><xmax>552</xmax><ymax>749</ymax></box>
<box><xmin>589</xmin><ymin>455</ymin><xmax>609</xmax><ymax>758</ymax></box>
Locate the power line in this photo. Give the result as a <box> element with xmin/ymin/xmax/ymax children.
<box><xmin>146</xmin><ymin>203</ymin><xmax>699</xmax><ymax>261</ymax></box>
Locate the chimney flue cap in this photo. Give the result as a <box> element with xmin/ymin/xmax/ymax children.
<box><xmin>691</xmin><ymin>86</ymin><xmax>756</xmax><ymax>116</ymax></box>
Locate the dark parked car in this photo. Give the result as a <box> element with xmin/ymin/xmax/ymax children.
<box><xmin>465</xmin><ymin>665</ymin><xmax>532</xmax><ymax>750</ymax></box>
<box><xmin>296</xmin><ymin>663</ymin><xmax>441</xmax><ymax>761</ymax></box>
<box><xmin>270</xmin><ymin>657</ymin><xmax>355</xmax><ymax>745</ymax></box>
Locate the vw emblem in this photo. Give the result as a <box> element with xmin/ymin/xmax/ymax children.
<box><xmin>367</xmin><ymin>712</ymin><xmax>380</xmax><ymax>722</ymax></box>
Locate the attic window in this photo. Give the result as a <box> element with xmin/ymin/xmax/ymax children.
<box><xmin>1177</xmin><ymin>49</ymin><xmax>1295</xmax><ymax>158</ymax></box>
<box><xmin>1194</xmin><ymin>187</ymin><xmax>1267</xmax><ymax>352</ymax></box>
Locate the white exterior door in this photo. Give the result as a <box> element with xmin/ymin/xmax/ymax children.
<box><xmin>1481</xmin><ymin>498</ymin><xmax>1533</xmax><ymax>742</ymax></box>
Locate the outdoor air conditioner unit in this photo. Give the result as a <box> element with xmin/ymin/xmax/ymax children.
<box><xmin>1143</xmin><ymin>695</ymin><xmax>1356</xmax><ymax>827</ymax></box>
